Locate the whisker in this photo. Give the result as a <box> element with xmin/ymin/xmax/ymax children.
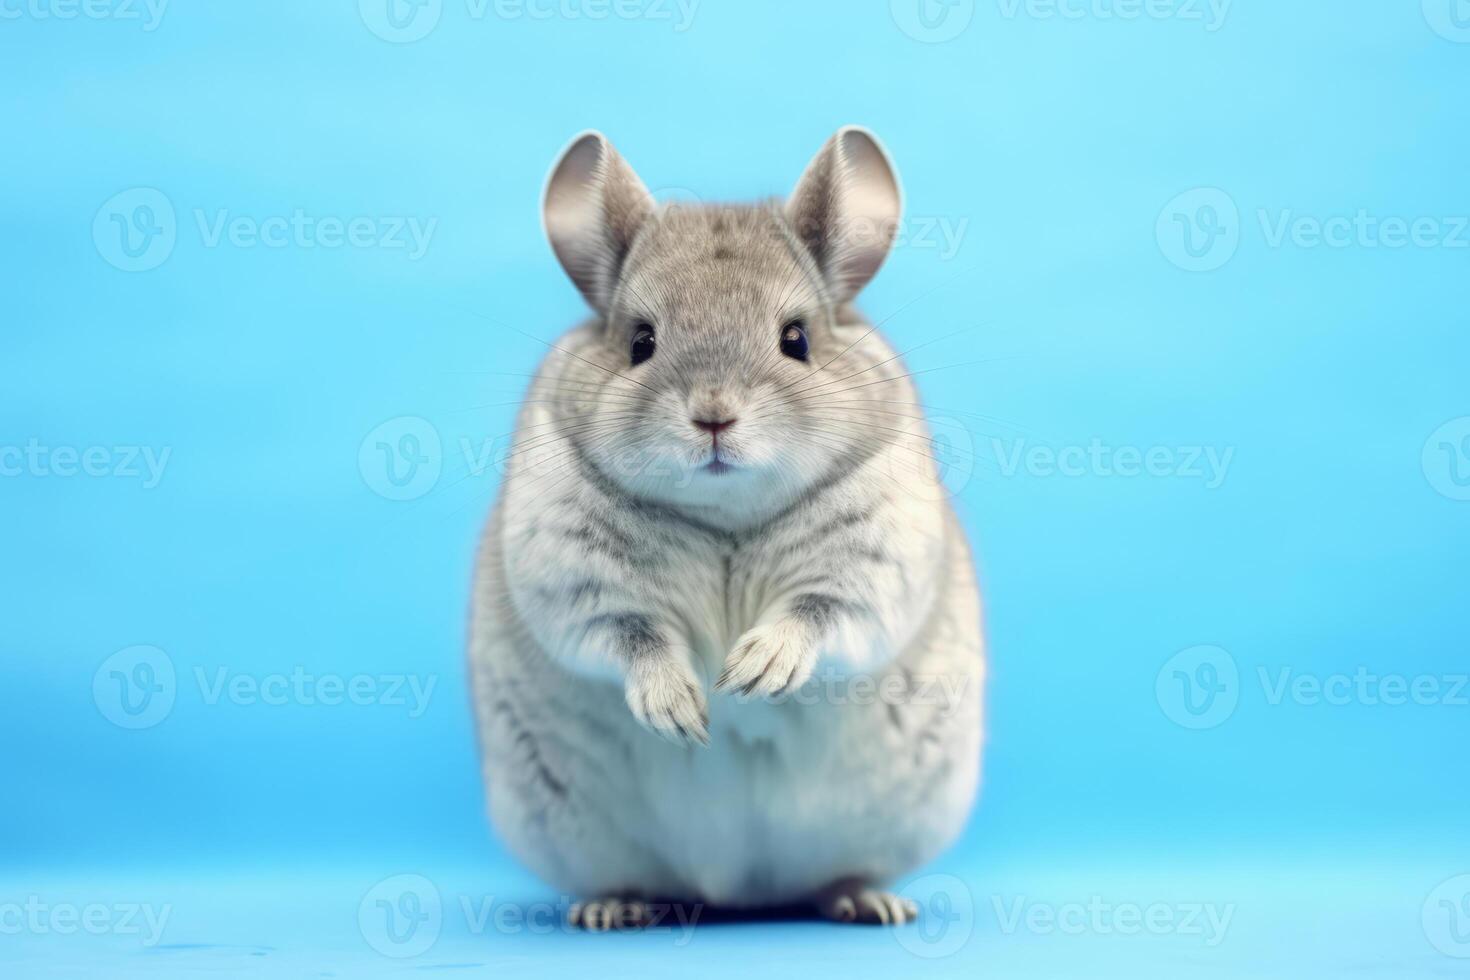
<box><xmin>446</xmin><ymin>305</ymin><xmax>661</xmax><ymax>396</ymax></box>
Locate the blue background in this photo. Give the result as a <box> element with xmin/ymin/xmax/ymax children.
<box><xmin>3</xmin><ymin>1</ymin><xmax>1468</xmax><ymax>976</ymax></box>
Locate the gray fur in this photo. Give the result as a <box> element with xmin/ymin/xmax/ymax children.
<box><xmin>470</xmin><ymin>128</ymin><xmax>985</xmax><ymax>915</ymax></box>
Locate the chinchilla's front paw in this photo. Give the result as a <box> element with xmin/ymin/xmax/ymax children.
<box><xmin>716</xmin><ymin>621</ymin><xmax>816</xmax><ymax>699</ymax></box>
<box><xmin>624</xmin><ymin>654</ymin><xmax>709</xmax><ymax>747</ymax></box>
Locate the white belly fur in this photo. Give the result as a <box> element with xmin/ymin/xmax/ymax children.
<box><xmin>468</xmin><ymin>510</ymin><xmax>985</xmax><ymax>907</ymax></box>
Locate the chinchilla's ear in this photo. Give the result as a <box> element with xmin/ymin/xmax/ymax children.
<box><xmin>786</xmin><ymin>126</ymin><xmax>903</xmax><ymax>302</ymax></box>
<box><xmin>542</xmin><ymin>131</ymin><xmax>654</xmax><ymax>313</ymax></box>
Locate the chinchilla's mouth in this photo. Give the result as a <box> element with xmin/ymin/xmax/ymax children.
<box><xmin>699</xmin><ymin>442</ymin><xmax>737</xmax><ymax>475</ymax></box>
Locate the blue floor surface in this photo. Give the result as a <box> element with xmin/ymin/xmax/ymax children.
<box><xmin>5</xmin><ymin>857</ymin><xmax>1464</xmax><ymax>978</ymax></box>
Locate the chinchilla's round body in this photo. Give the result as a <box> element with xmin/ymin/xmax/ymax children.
<box><xmin>468</xmin><ymin>129</ymin><xmax>984</xmax><ymax>922</ymax></box>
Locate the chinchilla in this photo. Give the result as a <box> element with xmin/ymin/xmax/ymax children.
<box><xmin>468</xmin><ymin>127</ymin><xmax>984</xmax><ymax>926</ymax></box>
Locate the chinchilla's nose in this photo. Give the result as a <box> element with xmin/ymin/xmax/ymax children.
<box><xmin>687</xmin><ymin>388</ymin><xmax>740</xmax><ymax>433</ymax></box>
<box><xmin>693</xmin><ymin>417</ymin><xmax>735</xmax><ymax>435</ymax></box>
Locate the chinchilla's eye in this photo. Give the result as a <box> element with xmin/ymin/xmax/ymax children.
<box><xmin>780</xmin><ymin>320</ymin><xmax>809</xmax><ymax>362</ymax></box>
<box><xmin>630</xmin><ymin>323</ymin><xmax>656</xmax><ymax>366</ymax></box>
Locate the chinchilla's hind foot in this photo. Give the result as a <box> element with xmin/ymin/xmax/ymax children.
<box><xmin>815</xmin><ymin>879</ymin><xmax>919</xmax><ymax>925</ymax></box>
<box><xmin>567</xmin><ymin>898</ymin><xmax>659</xmax><ymax>931</ymax></box>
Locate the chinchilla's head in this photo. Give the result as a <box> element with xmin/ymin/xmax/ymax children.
<box><xmin>541</xmin><ymin>126</ymin><xmax>904</xmax><ymax>519</ymax></box>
